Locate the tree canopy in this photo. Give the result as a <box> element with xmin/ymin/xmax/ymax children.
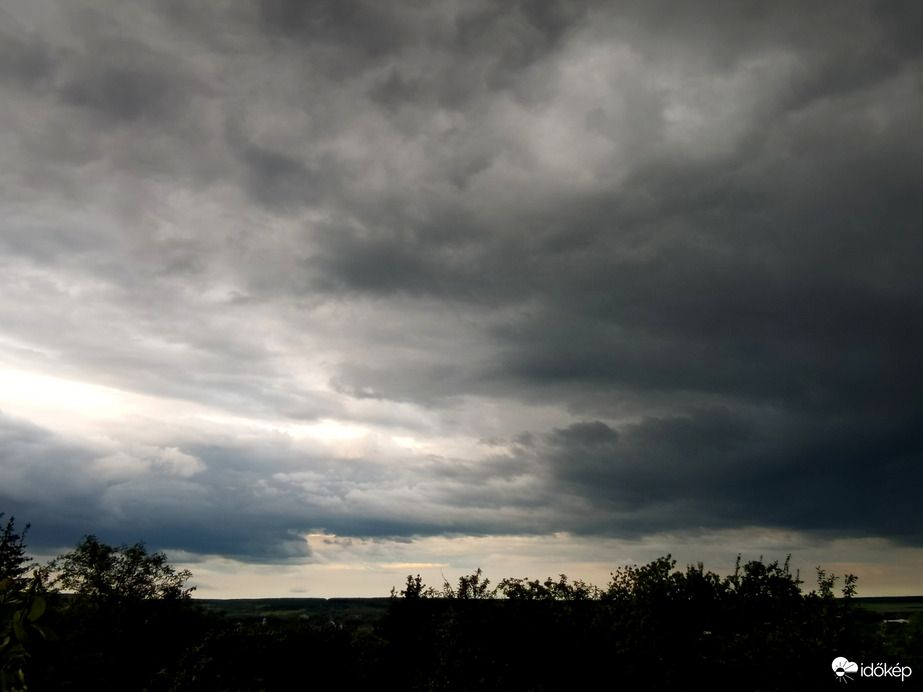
<box><xmin>44</xmin><ymin>535</ymin><xmax>194</xmax><ymax>604</ymax></box>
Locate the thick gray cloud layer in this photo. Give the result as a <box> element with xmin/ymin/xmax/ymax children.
<box><xmin>1</xmin><ymin>0</ymin><xmax>921</xmax><ymax>563</ymax></box>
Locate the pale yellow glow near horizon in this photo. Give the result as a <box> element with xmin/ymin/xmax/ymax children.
<box><xmin>175</xmin><ymin>532</ymin><xmax>923</xmax><ymax>599</ymax></box>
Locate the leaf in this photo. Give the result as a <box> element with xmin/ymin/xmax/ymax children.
<box><xmin>27</xmin><ymin>596</ymin><xmax>45</xmax><ymax>621</ymax></box>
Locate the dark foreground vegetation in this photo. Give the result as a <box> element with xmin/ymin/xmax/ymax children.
<box><xmin>2</xmin><ymin>512</ymin><xmax>922</xmax><ymax>691</ymax></box>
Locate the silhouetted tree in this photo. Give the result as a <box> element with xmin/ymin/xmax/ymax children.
<box><xmin>0</xmin><ymin>515</ymin><xmax>32</xmax><ymax>588</ymax></box>
<box><xmin>44</xmin><ymin>535</ymin><xmax>193</xmax><ymax>605</ymax></box>
<box><xmin>37</xmin><ymin>536</ymin><xmax>196</xmax><ymax>691</ymax></box>
<box><xmin>0</xmin><ymin>514</ymin><xmax>51</xmax><ymax>692</ymax></box>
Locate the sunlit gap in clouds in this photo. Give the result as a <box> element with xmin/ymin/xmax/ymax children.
<box><xmin>197</xmin><ymin>415</ymin><xmax>369</xmax><ymax>442</ymax></box>
<box><xmin>0</xmin><ymin>369</ymin><xmax>135</xmax><ymax>438</ymax></box>
<box><xmin>0</xmin><ymin>367</ymin><xmax>372</xmax><ymax>446</ymax></box>
<box><xmin>0</xmin><ymin>369</ymin><xmax>119</xmax><ymax>412</ymax></box>
<box><xmin>0</xmin><ymin>367</ymin><xmax>228</xmax><ymax>439</ymax></box>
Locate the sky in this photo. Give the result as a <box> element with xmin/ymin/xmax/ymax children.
<box><xmin>1</xmin><ymin>0</ymin><xmax>922</xmax><ymax>598</ymax></box>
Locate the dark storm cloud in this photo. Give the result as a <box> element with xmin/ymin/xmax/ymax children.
<box><xmin>0</xmin><ymin>408</ymin><xmax>544</xmax><ymax>560</ymax></box>
<box><xmin>235</xmin><ymin>142</ymin><xmax>338</xmax><ymax>210</ymax></box>
<box><xmin>534</xmin><ymin>410</ymin><xmax>923</xmax><ymax>544</ymax></box>
<box><xmin>0</xmin><ymin>26</ymin><xmax>58</xmax><ymax>92</ymax></box>
<box><xmin>0</xmin><ymin>411</ymin><xmax>356</xmax><ymax>560</ymax></box>
<box><xmin>58</xmin><ymin>38</ymin><xmax>195</xmax><ymax>124</ymax></box>
<box><xmin>443</xmin><ymin>0</ymin><xmax>587</xmax><ymax>101</ymax></box>
<box><xmin>2</xmin><ymin>0</ymin><xmax>922</xmax><ymax>564</ymax></box>
<box><xmin>258</xmin><ymin>0</ymin><xmax>410</xmax><ymax>59</ymax></box>
<box><xmin>268</xmin><ymin>0</ymin><xmax>922</xmax><ymax>543</ymax></box>
<box><xmin>0</xmin><ymin>413</ymin><xmax>120</xmax><ymax>549</ymax></box>
<box><xmin>306</xmin><ymin>0</ymin><xmax>923</xmax><ymax>404</ymax></box>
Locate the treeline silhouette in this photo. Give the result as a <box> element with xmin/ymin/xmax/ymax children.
<box><xmin>2</xmin><ymin>512</ymin><xmax>920</xmax><ymax>691</ymax></box>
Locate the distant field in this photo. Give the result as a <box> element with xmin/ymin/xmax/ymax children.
<box><xmin>194</xmin><ymin>597</ymin><xmax>392</xmax><ymax>626</ymax></box>
<box><xmin>191</xmin><ymin>595</ymin><xmax>923</xmax><ymax>624</ymax></box>
<box><xmin>854</xmin><ymin>596</ymin><xmax>923</xmax><ymax>619</ymax></box>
